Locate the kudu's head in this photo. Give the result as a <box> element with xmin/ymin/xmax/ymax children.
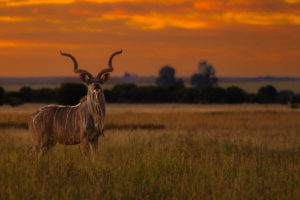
<box><xmin>60</xmin><ymin>50</ymin><xmax>122</xmax><ymax>101</ymax></box>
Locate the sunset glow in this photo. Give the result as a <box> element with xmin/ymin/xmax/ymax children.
<box><xmin>0</xmin><ymin>0</ymin><xmax>299</xmax><ymax>77</ymax></box>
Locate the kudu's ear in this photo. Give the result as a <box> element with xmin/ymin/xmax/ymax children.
<box><xmin>80</xmin><ymin>73</ymin><xmax>92</xmax><ymax>84</ymax></box>
<box><xmin>102</xmin><ymin>73</ymin><xmax>110</xmax><ymax>82</ymax></box>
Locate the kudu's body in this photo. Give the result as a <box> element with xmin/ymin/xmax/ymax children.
<box><xmin>28</xmin><ymin>50</ymin><xmax>122</xmax><ymax>156</ymax></box>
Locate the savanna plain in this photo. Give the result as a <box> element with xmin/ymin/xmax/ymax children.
<box><xmin>0</xmin><ymin>104</ymin><xmax>299</xmax><ymax>200</ymax></box>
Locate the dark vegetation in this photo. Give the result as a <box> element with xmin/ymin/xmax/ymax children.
<box><xmin>0</xmin><ymin>61</ymin><xmax>299</xmax><ymax>106</ymax></box>
<box><xmin>56</xmin><ymin>83</ymin><xmax>87</xmax><ymax>105</ymax></box>
<box><xmin>0</xmin><ymin>83</ymin><xmax>299</xmax><ymax>106</ymax></box>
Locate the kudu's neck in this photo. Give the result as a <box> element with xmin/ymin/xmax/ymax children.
<box><xmin>86</xmin><ymin>90</ymin><xmax>106</xmax><ymax>118</ymax></box>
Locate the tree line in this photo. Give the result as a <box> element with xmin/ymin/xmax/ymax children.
<box><xmin>0</xmin><ymin>61</ymin><xmax>299</xmax><ymax>106</ymax></box>
<box><xmin>0</xmin><ymin>83</ymin><xmax>299</xmax><ymax>106</ymax></box>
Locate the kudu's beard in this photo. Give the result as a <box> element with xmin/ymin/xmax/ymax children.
<box><xmin>88</xmin><ymin>89</ymin><xmax>104</xmax><ymax>114</ymax></box>
<box><xmin>93</xmin><ymin>89</ymin><xmax>101</xmax><ymax>101</ymax></box>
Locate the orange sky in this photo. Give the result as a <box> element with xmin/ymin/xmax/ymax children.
<box><xmin>0</xmin><ymin>0</ymin><xmax>300</xmax><ymax>77</ymax></box>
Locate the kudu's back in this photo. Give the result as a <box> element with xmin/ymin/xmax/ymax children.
<box><xmin>29</xmin><ymin>104</ymin><xmax>82</xmax><ymax>147</ymax></box>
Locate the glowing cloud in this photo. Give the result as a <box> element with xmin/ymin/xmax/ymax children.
<box><xmin>218</xmin><ymin>12</ymin><xmax>300</xmax><ymax>25</ymax></box>
<box><xmin>1</xmin><ymin>0</ymin><xmax>193</xmax><ymax>7</ymax></box>
<box><xmin>90</xmin><ymin>13</ymin><xmax>207</xmax><ymax>30</ymax></box>
<box><xmin>0</xmin><ymin>16</ymin><xmax>31</xmax><ymax>22</ymax></box>
<box><xmin>285</xmin><ymin>0</ymin><xmax>300</xmax><ymax>3</ymax></box>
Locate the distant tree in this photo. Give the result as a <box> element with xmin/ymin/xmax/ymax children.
<box><xmin>56</xmin><ymin>83</ymin><xmax>87</xmax><ymax>105</ymax></box>
<box><xmin>156</xmin><ymin>66</ymin><xmax>178</xmax><ymax>86</ymax></box>
<box><xmin>225</xmin><ymin>86</ymin><xmax>247</xmax><ymax>103</ymax></box>
<box><xmin>255</xmin><ymin>85</ymin><xmax>278</xmax><ymax>103</ymax></box>
<box><xmin>0</xmin><ymin>86</ymin><xmax>4</xmax><ymax>105</ymax></box>
<box><xmin>191</xmin><ymin>61</ymin><xmax>218</xmax><ymax>89</ymax></box>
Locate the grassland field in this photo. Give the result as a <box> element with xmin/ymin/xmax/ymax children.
<box><xmin>2</xmin><ymin>81</ymin><xmax>300</xmax><ymax>93</ymax></box>
<box><xmin>0</xmin><ymin>103</ymin><xmax>299</xmax><ymax>199</ymax></box>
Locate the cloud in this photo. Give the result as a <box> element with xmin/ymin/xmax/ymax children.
<box><xmin>1</xmin><ymin>0</ymin><xmax>193</xmax><ymax>7</ymax></box>
<box><xmin>285</xmin><ymin>0</ymin><xmax>300</xmax><ymax>3</ymax></box>
<box><xmin>0</xmin><ymin>16</ymin><xmax>31</xmax><ymax>22</ymax></box>
<box><xmin>90</xmin><ymin>12</ymin><xmax>207</xmax><ymax>30</ymax></box>
<box><xmin>1</xmin><ymin>0</ymin><xmax>73</xmax><ymax>6</ymax></box>
<box><xmin>217</xmin><ymin>12</ymin><xmax>300</xmax><ymax>25</ymax></box>
<box><xmin>0</xmin><ymin>39</ymin><xmax>83</xmax><ymax>48</ymax></box>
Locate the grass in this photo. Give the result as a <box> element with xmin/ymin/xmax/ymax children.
<box><xmin>0</xmin><ymin>104</ymin><xmax>299</xmax><ymax>199</ymax></box>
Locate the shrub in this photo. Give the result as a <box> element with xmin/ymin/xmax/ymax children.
<box><xmin>109</xmin><ymin>84</ymin><xmax>138</xmax><ymax>103</ymax></box>
<box><xmin>19</xmin><ymin>87</ymin><xmax>34</xmax><ymax>102</ymax></box>
<box><xmin>174</xmin><ymin>88</ymin><xmax>200</xmax><ymax>103</ymax></box>
<box><xmin>4</xmin><ymin>91</ymin><xmax>24</xmax><ymax>106</ymax></box>
<box><xmin>292</xmin><ymin>93</ymin><xmax>300</xmax><ymax>104</ymax></box>
<box><xmin>34</xmin><ymin>88</ymin><xmax>56</xmax><ymax>103</ymax></box>
<box><xmin>56</xmin><ymin>83</ymin><xmax>87</xmax><ymax>105</ymax></box>
<box><xmin>278</xmin><ymin>90</ymin><xmax>294</xmax><ymax>104</ymax></box>
<box><xmin>225</xmin><ymin>86</ymin><xmax>247</xmax><ymax>103</ymax></box>
<box><xmin>0</xmin><ymin>86</ymin><xmax>4</xmax><ymax>105</ymax></box>
<box><xmin>255</xmin><ymin>85</ymin><xmax>278</xmax><ymax>103</ymax></box>
<box><xmin>199</xmin><ymin>87</ymin><xmax>226</xmax><ymax>103</ymax></box>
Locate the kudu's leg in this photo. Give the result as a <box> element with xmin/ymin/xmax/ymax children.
<box><xmin>28</xmin><ymin>142</ymin><xmax>41</xmax><ymax>157</ymax></box>
<box><xmin>28</xmin><ymin>131</ymin><xmax>42</xmax><ymax>157</ymax></box>
<box><xmin>81</xmin><ymin>138</ymin><xmax>90</xmax><ymax>157</ymax></box>
<box><xmin>41</xmin><ymin>141</ymin><xmax>56</xmax><ymax>156</ymax></box>
<box><xmin>90</xmin><ymin>137</ymin><xmax>99</xmax><ymax>156</ymax></box>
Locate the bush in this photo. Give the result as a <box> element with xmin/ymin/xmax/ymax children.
<box><xmin>4</xmin><ymin>91</ymin><xmax>24</xmax><ymax>106</ymax></box>
<box><xmin>35</xmin><ymin>88</ymin><xmax>56</xmax><ymax>103</ymax></box>
<box><xmin>174</xmin><ymin>88</ymin><xmax>200</xmax><ymax>103</ymax></box>
<box><xmin>292</xmin><ymin>93</ymin><xmax>300</xmax><ymax>103</ymax></box>
<box><xmin>19</xmin><ymin>87</ymin><xmax>34</xmax><ymax>102</ymax></box>
<box><xmin>56</xmin><ymin>83</ymin><xmax>87</xmax><ymax>105</ymax></box>
<box><xmin>109</xmin><ymin>84</ymin><xmax>138</xmax><ymax>103</ymax></box>
<box><xmin>278</xmin><ymin>90</ymin><xmax>294</xmax><ymax>104</ymax></box>
<box><xmin>255</xmin><ymin>85</ymin><xmax>278</xmax><ymax>103</ymax></box>
<box><xmin>0</xmin><ymin>87</ymin><xmax>4</xmax><ymax>105</ymax></box>
<box><xmin>200</xmin><ymin>87</ymin><xmax>226</xmax><ymax>103</ymax></box>
<box><xmin>105</xmin><ymin>83</ymin><xmax>189</xmax><ymax>103</ymax></box>
<box><xmin>225</xmin><ymin>86</ymin><xmax>247</xmax><ymax>103</ymax></box>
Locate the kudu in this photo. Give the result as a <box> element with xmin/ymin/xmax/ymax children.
<box><xmin>28</xmin><ymin>50</ymin><xmax>122</xmax><ymax>156</ymax></box>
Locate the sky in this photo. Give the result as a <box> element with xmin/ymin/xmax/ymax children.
<box><xmin>0</xmin><ymin>0</ymin><xmax>300</xmax><ymax>77</ymax></box>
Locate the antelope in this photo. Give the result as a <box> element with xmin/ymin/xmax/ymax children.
<box><xmin>28</xmin><ymin>50</ymin><xmax>122</xmax><ymax>156</ymax></box>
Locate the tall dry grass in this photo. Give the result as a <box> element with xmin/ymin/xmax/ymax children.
<box><xmin>0</xmin><ymin>104</ymin><xmax>299</xmax><ymax>199</ymax></box>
